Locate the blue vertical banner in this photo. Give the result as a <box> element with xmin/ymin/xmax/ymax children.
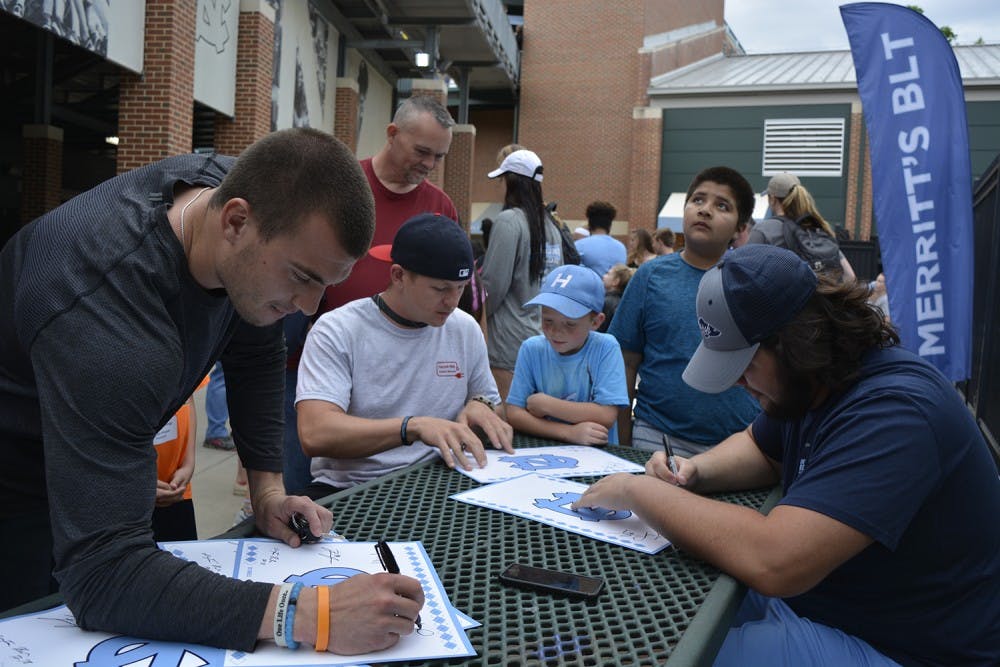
<box><xmin>841</xmin><ymin>2</ymin><xmax>973</xmax><ymax>381</ymax></box>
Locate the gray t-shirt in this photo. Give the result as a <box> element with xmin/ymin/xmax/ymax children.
<box><xmin>297</xmin><ymin>297</ymin><xmax>500</xmax><ymax>488</ymax></box>
<box><xmin>480</xmin><ymin>208</ymin><xmax>563</xmax><ymax>370</ymax></box>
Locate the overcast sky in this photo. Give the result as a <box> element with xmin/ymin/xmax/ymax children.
<box><xmin>725</xmin><ymin>0</ymin><xmax>1000</xmax><ymax>53</ymax></box>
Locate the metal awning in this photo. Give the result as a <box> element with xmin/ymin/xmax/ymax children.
<box><xmin>320</xmin><ymin>0</ymin><xmax>521</xmax><ymax>110</ymax></box>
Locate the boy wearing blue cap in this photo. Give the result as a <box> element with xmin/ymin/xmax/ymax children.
<box><xmin>506</xmin><ymin>265</ymin><xmax>630</xmax><ymax>445</ymax></box>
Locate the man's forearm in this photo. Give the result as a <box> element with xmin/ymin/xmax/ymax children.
<box><xmin>298</xmin><ymin>402</ymin><xmax>406</xmax><ymax>458</ymax></box>
<box><xmin>687</xmin><ymin>427</ymin><xmax>779</xmax><ymax>493</ymax></box>
<box><xmin>247</xmin><ymin>469</ymin><xmax>286</xmax><ymax>505</ymax></box>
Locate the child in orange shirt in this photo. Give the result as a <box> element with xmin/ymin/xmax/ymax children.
<box><xmin>151</xmin><ymin>377</ymin><xmax>207</xmax><ymax>541</ymax></box>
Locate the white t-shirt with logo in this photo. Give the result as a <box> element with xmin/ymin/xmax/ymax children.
<box><xmin>297</xmin><ymin>297</ymin><xmax>500</xmax><ymax>488</ymax></box>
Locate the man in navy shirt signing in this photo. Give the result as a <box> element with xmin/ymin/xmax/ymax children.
<box><xmin>576</xmin><ymin>244</ymin><xmax>1000</xmax><ymax>667</ymax></box>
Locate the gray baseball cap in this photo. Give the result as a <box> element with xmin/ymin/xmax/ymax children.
<box><xmin>764</xmin><ymin>172</ymin><xmax>800</xmax><ymax>198</ymax></box>
<box><xmin>682</xmin><ymin>245</ymin><xmax>817</xmax><ymax>393</ymax></box>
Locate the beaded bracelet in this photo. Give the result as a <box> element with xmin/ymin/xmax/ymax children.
<box><xmin>284</xmin><ymin>582</ymin><xmax>304</xmax><ymax>650</ymax></box>
<box><xmin>315</xmin><ymin>585</ymin><xmax>330</xmax><ymax>652</ymax></box>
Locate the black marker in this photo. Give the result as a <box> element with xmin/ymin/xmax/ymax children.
<box><xmin>662</xmin><ymin>434</ymin><xmax>678</xmax><ymax>476</ymax></box>
<box><xmin>288</xmin><ymin>512</ymin><xmax>320</xmax><ymax>544</ymax></box>
<box><xmin>376</xmin><ymin>539</ymin><xmax>422</xmax><ymax>629</ymax></box>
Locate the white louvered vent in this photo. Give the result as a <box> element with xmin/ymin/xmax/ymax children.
<box><xmin>762</xmin><ymin>118</ymin><xmax>845</xmax><ymax>177</ymax></box>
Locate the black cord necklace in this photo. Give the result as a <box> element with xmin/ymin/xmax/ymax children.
<box><xmin>372</xmin><ymin>293</ymin><xmax>427</xmax><ymax>329</ymax></box>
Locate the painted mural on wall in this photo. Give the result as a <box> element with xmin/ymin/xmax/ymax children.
<box><xmin>269</xmin><ymin>0</ymin><xmax>338</xmax><ymax>132</ymax></box>
<box><xmin>346</xmin><ymin>48</ymin><xmax>394</xmax><ymax>159</ymax></box>
<box><xmin>1</xmin><ymin>0</ymin><xmax>144</xmax><ymax>72</ymax></box>
<box><xmin>2</xmin><ymin>0</ymin><xmax>108</xmax><ymax>53</ymax></box>
<box><xmin>194</xmin><ymin>0</ymin><xmax>239</xmax><ymax>116</ymax></box>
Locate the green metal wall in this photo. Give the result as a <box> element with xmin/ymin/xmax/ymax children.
<box><xmin>969</xmin><ymin>101</ymin><xmax>1000</xmax><ymax>184</ymax></box>
<box><xmin>660</xmin><ymin>104</ymin><xmax>854</xmax><ymax>228</ymax></box>
<box><xmin>660</xmin><ymin>100</ymin><xmax>1000</xmax><ymax>236</ymax></box>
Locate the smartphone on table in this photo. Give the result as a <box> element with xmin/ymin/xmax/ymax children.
<box><xmin>498</xmin><ymin>562</ymin><xmax>605</xmax><ymax>600</ymax></box>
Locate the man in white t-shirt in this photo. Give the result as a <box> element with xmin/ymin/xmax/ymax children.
<box><xmin>296</xmin><ymin>213</ymin><xmax>514</xmax><ymax>497</ymax></box>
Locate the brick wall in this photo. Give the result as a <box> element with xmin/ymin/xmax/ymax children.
<box><xmin>20</xmin><ymin>125</ymin><xmax>63</xmax><ymax>224</ymax></box>
<box><xmin>117</xmin><ymin>0</ymin><xmax>197</xmax><ymax>173</ymax></box>
<box><xmin>518</xmin><ymin>1</ymin><xmax>727</xmax><ymax>226</ymax></box>
<box><xmin>469</xmin><ymin>107</ymin><xmax>516</xmax><ymax>204</ymax></box>
<box><xmin>860</xmin><ymin>134</ymin><xmax>874</xmax><ymax>241</ymax></box>
<box><xmin>644</xmin><ymin>0</ymin><xmax>723</xmax><ymax>35</ymax></box>
<box><xmin>215</xmin><ymin>8</ymin><xmax>274</xmax><ymax>156</ymax></box>
<box><xmin>648</xmin><ymin>30</ymin><xmax>728</xmax><ymax>79</ymax></box>
<box><xmin>845</xmin><ymin>108</ymin><xmax>864</xmax><ymax>238</ymax></box>
<box><xmin>334</xmin><ymin>78</ymin><xmax>360</xmax><ymax>154</ymax></box>
<box><xmin>519</xmin><ymin>1</ymin><xmax>644</xmax><ymax>224</ymax></box>
<box><xmin>628</xmin><ymin>108</ymin><xmax>663</xmax><ymax>233</ymax></box>
<box><xmin>444</xmin><ymin>125</ymin><xmax>476</xmax><ymax>227</ymax></box>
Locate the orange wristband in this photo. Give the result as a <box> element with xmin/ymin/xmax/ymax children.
<box><xmin>315</xmin><ymin>585</ymin><xmax>330</xmax><ymax>652</ymax></box>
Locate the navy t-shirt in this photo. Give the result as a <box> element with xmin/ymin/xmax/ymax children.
<box><xmin>609</xmin><ymin>254</ymin><xmax>759</xmax><ymax>444</ymax></box>
<box><xmin>753</xmin><ymin>346</ymin><xmax>1000</xmax><ymax>667</ymax></box>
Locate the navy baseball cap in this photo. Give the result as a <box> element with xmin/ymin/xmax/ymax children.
<box><xmin>682</xmin><ymin>245</ymin><xmax>817</xmax><ymax>393</ymax></box>
<box><xmin>525</xmin><ymin>264</ymin><xmax>605</xmax><ymax>319</ymax></box>
<box><xmin>368</xmin><ymin>213</ymin><xmax>473</xmax><ymax>281</ymax></box>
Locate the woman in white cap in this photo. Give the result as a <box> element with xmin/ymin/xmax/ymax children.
<box><xmin>481</xmin><ymin>149</ymin><xmax>565</xmax><ymax>400</ymax></box>
<box><xmin>751</xmin><ymin>173</ymin><xmax>856</xmax><ymax>282</ymax></box>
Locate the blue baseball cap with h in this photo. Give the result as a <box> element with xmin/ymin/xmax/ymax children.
<box><xmin>683</xmin><ymin>245</ymin><xmax>817</xmax><ymax>394</ymax></box>
<box><xmin>525</xmin><ymin>264</ymin><xmax>605</xmax><ymax>319</ymax></box>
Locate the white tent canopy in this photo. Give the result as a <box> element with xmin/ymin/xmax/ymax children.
<box><xmin>657</xmin><ymin>192</ymin><xmax>771</xmax><ymax>231</ymax></box>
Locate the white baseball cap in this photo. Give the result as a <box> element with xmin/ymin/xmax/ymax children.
<box><xmin>488</xmin><ymin>149</ymin><xmax>543</xmax><ymax>182</ymax></box>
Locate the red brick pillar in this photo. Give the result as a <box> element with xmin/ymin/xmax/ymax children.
<box><xmin>402</xmin><ymin>78</ymin><xmax>449</xmax><ymax>189</ymax></box>
<box><xmin>215</xmin><ymin>2</ymin><xmax>274</xmax><ymax>156</ymax></box>
<box><xmin>117</xmin><ymin>0</ymin><xmax>197</xmax><ymax>173</ymax></box>
<box><xmin>444</xmin><ymin>125</ymin><xmax>476</xmax><ymax>228</ymax></box>
<box><xmin>860</xmin><ymin>134</ymin><xmax>874</xmax><ymax>241</ymax></box>
<box><xmin>627</xmin><ymin>106</ymin><xmax>663</xmax><ymax>234</ymax></box>
<box><xmin>334</xmin><ymin>78</ymin><xmax>361</xmax><ymax>154</ymax></box>
<box><xmin>844</xmin><ymin>104</ymin><xmax>864</xmax><ymax>239</ymax></box>
<box><xmin>20</xmin><ymin>124</ymin><xmax>63</xmax><ymax>224</ymax></box>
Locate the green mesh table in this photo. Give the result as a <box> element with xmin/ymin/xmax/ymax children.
<box><xmin>291</xmin><ymin>435</ymin><xmax>777</xmax><ymax>667</ymax></box>
<box><xmin>3</xmin><ymin>436</ymin><xmax>777</xmax><ymax>665</ymax></box>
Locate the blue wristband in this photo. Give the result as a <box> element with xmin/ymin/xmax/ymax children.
<box><xmin>284</xmin><ymin>582</ymin><xmax>304</xmax><ymax>650</ymax></box>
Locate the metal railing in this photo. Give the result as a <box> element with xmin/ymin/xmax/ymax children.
<box><xmin>963</xmin><ymin>153</ymin><xmax>1000</xmax><ymax>466</ymax></box>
